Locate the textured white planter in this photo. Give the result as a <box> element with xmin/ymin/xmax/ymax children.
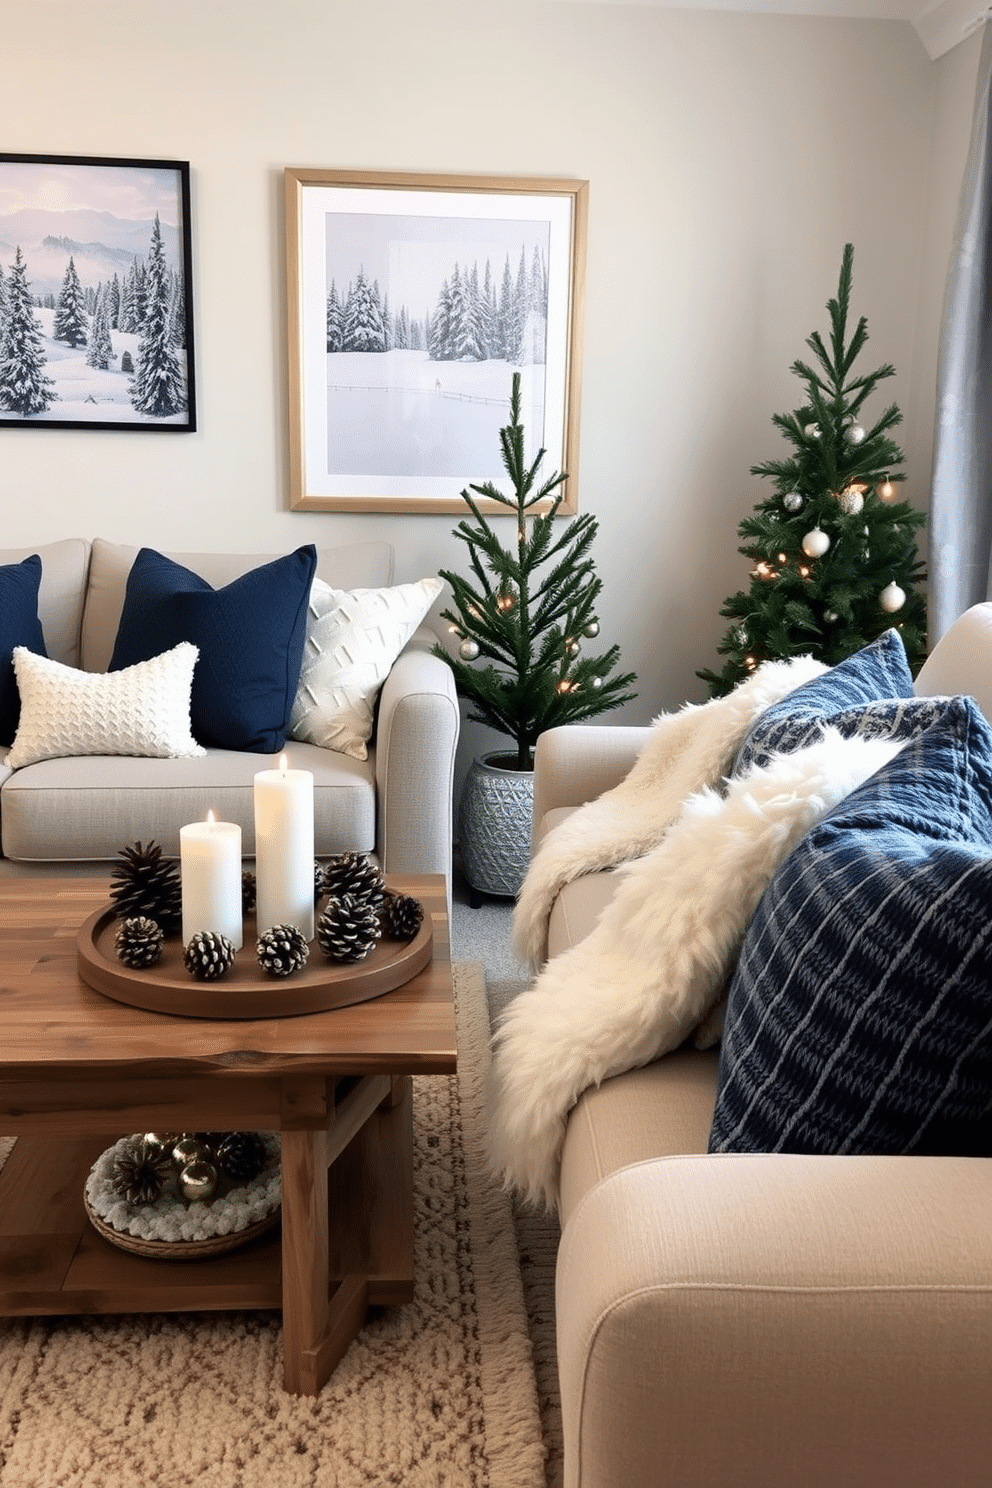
<box><xmin>459</xmin><ymin>752</ymin><xmax>534</xmax><ymax>902</ymax></box>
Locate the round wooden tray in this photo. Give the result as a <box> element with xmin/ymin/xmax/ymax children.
<box><xmin>76</xmin><ymin>904</ymin><xmax>433</xmax><ymax>1019</ymax></box>
<box><xmin>84</xmin><ymin>1196</ymin><xmax>281</xmax><ymax>1260</ymax></box>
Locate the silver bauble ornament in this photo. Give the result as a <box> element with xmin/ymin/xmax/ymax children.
<box><xmin>804</xmin><ymin>423</ymin><xmax>820</xmax><ymax>438</ymax></box>
<box><xmin>845</xmin><ymin>423</ymin><xmax>867</xmax><ymax>445</ymax></box>
<box><xmin>837</xmin><ymin>487</ymin><xmax>864</xmax><ymax>515</ymax></box>
<box><xmin>801</xmin><ymin>528</ymin><xmax>831</xmax><ymax>558</ymax></box>
<box><xmin>783</xmin><ymin>491</ymin><xmax>803</xmax><ymax>512</ymax></box>
<box><xmin>458</xmin><ymin>638</ymin><xmax>480</xmax><ymax>661</ymax></box>
<box><xmin>880</xmin><ymin>581</ymin><xmax>907</xmax><ymax>614</ymax></box>
<box><xmin>824</xmin><ymin>610</ymin><xmax>839</xmax><ymax>623</ymax></box>
<box><xmin>566</xmin><ymin>639</ymin><xmax>581</xmax><ymax>658</ymax></box>
<box><xmin>590</xmin><ymin>676</ymin><xmax>604</xmax><ymax>690</ymax></box>
<box><xmin>582</xmin><ymin>620</ymin><xmax>600</xmax><ymax>638</ymax></box>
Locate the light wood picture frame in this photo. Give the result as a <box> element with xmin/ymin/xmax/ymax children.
<box><xmin>285</xmin><ymin>168</ymin><xmax>587</xmax><ymax>514</ymax></box>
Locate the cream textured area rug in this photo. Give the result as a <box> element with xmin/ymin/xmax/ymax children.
<box><xmin>0</xmin><ymin>964</ymin><xmax>559</xmax><ymax>1488</ymax></box>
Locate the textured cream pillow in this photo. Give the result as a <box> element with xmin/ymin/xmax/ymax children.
<box><xmin>289</xmin><ymin>576</ymin><xmax>443</xmax><ymax>760</ymax></box>
<box><xmin>6</xmin><ymin>643</ymin><xmax>205</xmax><ymax>769</ymax></box>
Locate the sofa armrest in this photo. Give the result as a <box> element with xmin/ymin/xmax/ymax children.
<box><xmin>532</xmin><ymin>725</ymin><xmax>651</xmax><ymax>852</ymax></box>
<box><xmin>374</xmin><ymin>625</ymin><xmax>460</xmax><ymax>918</ymax></box>
<box><xmin>557</xmin><ymin>1153</ymin><xmax>992</xmax><ymax>1488</ymax></box>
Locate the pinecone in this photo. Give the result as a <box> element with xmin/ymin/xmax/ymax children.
<box><xmin>114</xmin><ymin>915</ymin><xmax>165</xmax><ymax>968</ymax></box>
<box><xmin>183</xmin><ymin>930</ymin><xmax>236</xmax><ymax>980</ymax></box>
<box><xmin>241</xmin><ymin>870</ymin><xmax>257</xmax><ymax>913</ymax></box>
<box><xmin>322</xmin><ymin>852</ymin><xmax>386</xmax><ymax>910</ymax></box>
<box><xmin>314</xmin><ymin>861</ymin><xmax>326</xmax><ymax>900</ymax></box>
<box><xmin>110</xmin><ymin>840</ymin><xmax>182</xmax><ymax>935</ymax></box>
<box><xmin>317</xmin><ymin>894</ymin><xmax>382</xmax><ymax>963</ymax></box>
<box><xmin>380</xmin><ymin>892</ymin><xmax>424</xmax><ymax>942</ymax></box>
<box><xmin>111</xmin><ymin>1137</ymin><xmax>173</xmax><ymax>1206</ymax></box>
<box><xmin>216</xmin><ymin>1131</ymin><xmax>267</xmax><ymax>1182</ymax></box>
<box><xmin>256</xmin><ymin>923</ymin><xmax>310</xmax><ymax>977</ymax></box>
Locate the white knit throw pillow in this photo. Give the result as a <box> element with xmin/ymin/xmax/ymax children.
<box><xmin>6</xmin><ymin>643</ymin><xmax>205</xmax><ymax>768</ymax></box>
<box><xmin>288</xmin><ymin>576</ymin><xmax>443</xmax><ymax>760</ymax></box>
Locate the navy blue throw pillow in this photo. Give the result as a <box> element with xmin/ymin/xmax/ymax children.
<box><xmin>734</xmin><ymin>629</ymin><xmax>915</xmax><ymax>775</ymax></box>
<box><xmin>110</xmin><ymin>546</ymin><xmax>317</xmax><ymax>752</ymax></box>
<box><xmin>710</xmin><ymin>698</ymin><xmax>992</xmax><ymax>1158</ymax></box>
<box><xmin>1</xmin><ymin>554</ymin><xmax>47</xmax><ymax>747</ymax></box>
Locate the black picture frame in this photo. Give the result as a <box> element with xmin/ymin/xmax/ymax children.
<box><xmin>0</xmin><ymin>152</ymin><xmax>196</xmax><ymax>432</ymax></box>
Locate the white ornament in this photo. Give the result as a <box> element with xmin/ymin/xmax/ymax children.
<box><xmin>846</xmin><ymin>423</ymin><xmax>867</xmax><ymax>445</ymax></box>
<box><xmin>824</xmin><ymin>610</ymin><xmax>839</xmax><ymax>623</ymax></box>
<box><xmin>783</xmin><ymin>491</ymin><xmax>804</xmax><ymax>512</ymax></box>
<box><xmin>801</xmin><ymin>528</ymin><xmax>831</xmax><ymax>558</ymax></box>
<box><xmin>459</xmin><ymin>639</ymin><xmax>480</xmax><ymax>660</ymax></box>
<box><xmin>837</xmin><ymin>487</ymin><xmax>864</xmax><ymax>515</ymax></box>
<box><xmin>880</xmin><ymin>581</ymin><xmax>906</xmax><ymax>614</ymax></box>
<box><xmin>804</xmin><ymin>423</ymin><xmax>820</xmax><ymax>438</ymax></box>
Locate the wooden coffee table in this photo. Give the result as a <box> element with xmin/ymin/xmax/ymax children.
<box><xmin>0</xmin><ymin>873</ymin><xmax>457</xmax><ymax>1396</ymax></box>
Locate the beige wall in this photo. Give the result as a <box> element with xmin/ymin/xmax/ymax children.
<box><xmin>0</xmin><ymin>1</ymin><xmax>978</xmax><ymax>792</ymax></box>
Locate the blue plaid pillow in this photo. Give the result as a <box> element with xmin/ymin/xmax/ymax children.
<box><xmin>734</xmin><ymin>629</ymin><xmax>915</xmax><ymax>775</ymax></box>
<box><xmin>709</xmin><ymin>698</ymin><xmax>992</xmax><ymax>1157</ymax></box>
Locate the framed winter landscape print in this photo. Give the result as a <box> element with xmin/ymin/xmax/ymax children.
<box><xmin>0</xmin><ymin>152</ymin><xmax>195</xmax><ymax>431</ymax></box>
<box><xmin>285</xmin><ymin>168</ymin><xmax>587</xmax><ymax>514</ymax></box>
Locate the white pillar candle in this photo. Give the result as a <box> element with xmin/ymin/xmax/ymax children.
<box><xmin>180</xmin><ymin>812</ymin><xmax>243</xmax><ymax>950</ymax></box>
<box><xmin>254</xmin><ymin>755</ymin><xmax>315</xmax><ymax>940</ymax></box>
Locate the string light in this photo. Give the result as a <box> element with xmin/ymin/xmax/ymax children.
<box><xmin>879</xmin><ymin>476</ymin><xmax>896</xmax><ymax>502</ymax></box>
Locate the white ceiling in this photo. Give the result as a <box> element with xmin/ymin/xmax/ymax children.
<box><xmin>546</xmin><ymin>0</ymin><xmax>989</xmax><ymax>58</ymax></box>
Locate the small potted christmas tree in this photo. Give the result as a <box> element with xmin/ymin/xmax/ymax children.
<box><xmin>436</xmin><ymin>373</ymin><xmax>637</xmax><ymax>901</ymax></box>
<box><xmin>697</xmin><ymin>244</ymin><xmax>926</xmax><ymax>697</ymax></box>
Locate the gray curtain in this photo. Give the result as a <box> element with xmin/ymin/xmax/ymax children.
<box><xmin>930</xmin><ymin>21</ymin><xmax>992</xmax><ymax>641</ymax></box>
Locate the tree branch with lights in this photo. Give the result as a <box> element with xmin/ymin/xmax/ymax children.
<box><xmin>435</xmin><ymin>373</ymin><xmax>637</xmax><ymax>771</ymax></box>
<box><xmin>698</xmin><ymin>243</ymin><xmax>927</xmax><ymax>698</ymax></box>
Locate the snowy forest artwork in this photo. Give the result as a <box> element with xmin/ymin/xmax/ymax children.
<box><xmin>0</xmin><ymin>155</ymin><xmax>195</xmax><ymax>430</ymax></box>
<box><xmin>288</xmin><ymin>171</ymin><xmax>586</xmax><ymax>513</ymax></box>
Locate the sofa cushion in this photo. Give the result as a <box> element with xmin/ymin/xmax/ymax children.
<box><xmin>110</xmin><ymin>546</ymin><xmax>317</xmax><ymax>753</ymax></box>
<box><xmin>81</xmin><ymin>539</ymin><xmax>394</xmax><ymax>674</ymax></box>
<box><xmin>0</xmin><ymin>555</ymin><xmax>46</xmax><ymax>747</ymax></box>
<box><xmin>6</xmin><ymin>643</ymin><xmax>204</xmax><ymax>769</ymax></box>
<box><xmin>0</xmin><ymin>539</ymin><xmax>91</xmax><ymax>670</ymax></box>
<box><xmin>734</xmin><ymin>629</ymin><xmax>915</xmax><ymax>774</ymax></box>
<box><xmin>289</xmin><ymin>575</ymin><xmax>442</xmax><ymax>760</ymax></box>
<box><xmin>1</xmin><ymin>739</ymin><xmax>375</xmax><ymax>863</ymax></box>
<box><xmin>558</xmin><ymin>1050</ymin><xmax>719</xmax><ymax>1225</ymax></box>
<box><xmin>709</xmin><ymin>699</ymin><xmax>992</xmax><ymax>1157</ymax></box>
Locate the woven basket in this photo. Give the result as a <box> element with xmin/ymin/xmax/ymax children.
<box><xmin>84</xmin><ymin>1195</ymin><xmax>281</xmax><ymax>1260</ymax></box>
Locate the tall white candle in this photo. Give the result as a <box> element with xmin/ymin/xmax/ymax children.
<box><xmin>180</xmin><ymin>812</ymin><xmax>243</xmax><ymax>950</ymax></box>
<box><xmin>254</xmin><ymin>754</ymin><xmax>315</xmax><ymax>940</ymax></box>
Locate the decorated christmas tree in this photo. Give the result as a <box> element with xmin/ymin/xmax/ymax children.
<box><xmin>436</xmin><ymin>373</ymin><xmax>637</xmax><ymax>770</ymax></box>
<box><xmin>698</xmin><ymin>244</ymin><xmax>926</xmax><ymax>698</ymax></box>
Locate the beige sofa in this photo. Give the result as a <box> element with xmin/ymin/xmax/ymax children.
<box><xmin>0</xmin><ymin>539</ymin><xmax>459</xmax><ymax>912</ymax></box>
<box><xmin>531</xmin><ymin>604</ymin><xmax>992</xmax><ymax>1488</ymax></box>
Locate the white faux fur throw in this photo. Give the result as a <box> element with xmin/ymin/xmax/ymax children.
<box><xmin>488</xmin><ymin>729</ymin><xmax>905</xmax><ymax>1211</ymax></box>
<box><xmin>511</xmin><ymin>655</ymin><xmax>828</xmax><ymax>972</ymax></box>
